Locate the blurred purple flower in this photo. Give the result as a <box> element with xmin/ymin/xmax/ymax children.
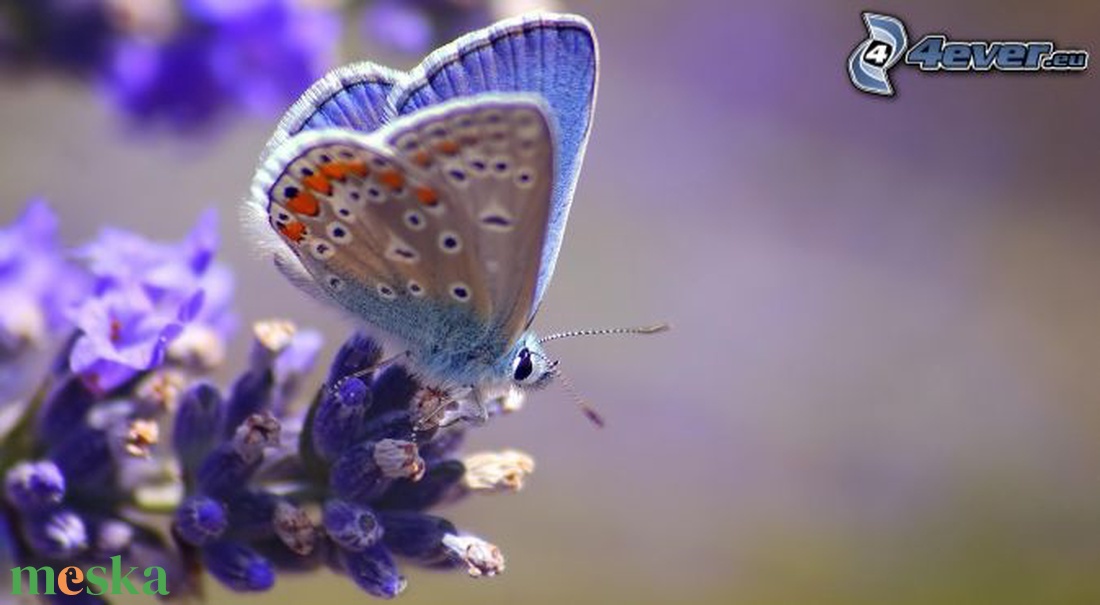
<box><xmin>105</xmin><ymin>0</ymin><xmax>339</xmax><ymax>130</ymax></box>
<box><xmin>362</xmin><ymin>0</ymin><xmax>434</xmax><ymax>54</ymax></box>
<box><xmin>0</xmin><ymin>200</ymin><xmax>88</xmax><ymax>359</ymax></box>
<box><xmin>0</xmin><ymin>0</ymin><xmax>114</xmax><ymax>74</ymax></box>
<box><xmin>71</xmin><ymin>208</ymin><xmax>235</xmax><ymax>390</ymax></box>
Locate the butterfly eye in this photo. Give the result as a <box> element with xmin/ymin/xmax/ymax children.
<box><xmin>512</xmin><ymin>348</ymin><xmax>534</xmax><ymax>382</ymax></box>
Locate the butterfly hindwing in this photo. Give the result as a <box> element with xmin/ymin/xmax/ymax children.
<box><xmin>260</xmin><ymin>63</ymin><xmax>404</xmax><ymax>163</ymax></box>
<box><xmin>253</xmin><ymin>94</ymin><xmax>554</xmax><ymax>356</ymax></box>
<box><xmin>389</xmin><ymin>13</ymin><xmax>597</xmax><ymax>311</ymax></box>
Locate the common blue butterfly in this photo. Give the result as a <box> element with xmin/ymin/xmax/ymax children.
<box><xmin>247</xmin><ymin>13</ymin><xmax>663</xmax><ymax>425</ymax></box>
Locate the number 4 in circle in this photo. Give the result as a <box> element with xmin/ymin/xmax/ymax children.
<box><xmin>863</xmin><ymin>41</ymin><xmax>893</xmax><ymax>67</ymax></box>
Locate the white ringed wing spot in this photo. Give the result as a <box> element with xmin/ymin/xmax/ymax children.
<box><xmin>377</xmin><ymin>283</ymin><xmax>398</xmax><ymax>300</ymax></box>
<box><xmin>332</xmin><ymin>203</ymin><xmax>355</xmax><ymax>221</ymax></box>
<box><xmin>403</xmin><ymin>209</ymin><xmax>427</xmax><ymax>231</ymax></box>
<box><xmin>449</xmin><ymin>282</ymin><xmax>472</xmax><ymax>302</ymax></box>
<box><xmin>465</xmin><ymin>153</ymin><xmax>489</xmax><ymax>176</ymax></box>
<box><xmin>327</xmin><ymin>222</ymin><xmax>353</xmax><ymax>244</ymax></box>
<box><xmin>407</xmin><ymin>280</ymin><xmax>425</xmax><ymax>297</ymax></box>
<box><xmin>396</xmin><ymin>133</ymin><xmax>421</xmax><ymax>153</ymax></box>
<box><xmin>384</xmin><ymin>237</ymin><xmax>420</xmax><ymax>264</ymax></box>
<box><xmin>364</xmin><ymin>185</ymin><xmax>385</xmax><ymax>203</ymax></box>
<box><xmin>444</xmin><ymin>165</ymin><xmax>470</xmax><ymax>187</ymax></box>
<box><xmin>326</xmin><ymin>274</ymin><xmax>345</xmax><ymax>292</ymax></box>
<box><xmin>479</xmin><ymin>209</ymin><xmax>515</xmax><ymax>232</ymax></box>
<box><xmin>514</xmin><ymin>167</ymin><xmax>536</xmax><ymax>189</ymax></box>
<box><xmin>438</xmin><ymin>231</ymin><xmax>462</xmax><ymax>254</ymax></box>
<box><xmin>310</xmin><ymin>238</ymin><xmax>335</xmax><ymax>260</ymax></box>
<box><xmin>489</xmin><ymin>155</ymin><xmax>514</xmax><ymax>178</ymax></box>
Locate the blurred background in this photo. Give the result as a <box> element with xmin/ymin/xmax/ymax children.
<box><xmin>2</xmin><ymin>0</ymin><xmax>1099</xmax><ymax>603</ymax></box>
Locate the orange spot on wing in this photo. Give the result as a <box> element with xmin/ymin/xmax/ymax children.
<box><xmin>414</xmin><ymin>186</ymin><xmax>439</xmax><ymax>206</ymax></box>
<box><xmin>320</xmin><ymin>163</ymin><xmax>349</xmax><ymax>180</ymax></box>
<box><xmin>345</xmin><ymin>160</ymin><xmax>369</xmax><ymax>178</ymax></box>
<box><xmin>412</xmin><ymin>150</ymin><xmax>432</xmax><ymax>167</ymax></box>
<box><xmin>378</xmin><ymin>169</ymin><xmax>405</xmax><ymax>191</ymax></box>
<box><xmin>434</xmin><ymin>140</ymin><xmax>460</xmax><ymax>156</ymax></box>
<box><xmin>302</xmin><ymin>173</ymin><xmax>332</xmax><ymax>195</ymax></box>
<box><xmin>279</xmin><ymin>221</ymin><xmax>307</xmax><ymax>242</ymax></box>
<box><xmin>286</xmin><ymin>192</ymin><xmax>320</xmax><ymax>216</ymax></box>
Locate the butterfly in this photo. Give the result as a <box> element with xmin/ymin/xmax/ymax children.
<box><xmin>248</xmin><ymin>13</ymin><xmax>662</xmax><ymax>425</ymax></box>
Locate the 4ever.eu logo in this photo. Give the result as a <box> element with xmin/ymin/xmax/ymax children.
<box><xmin>848</xmin><ymin>12</ymin><xmax>1089</xmax><ymax>96</ymax></box>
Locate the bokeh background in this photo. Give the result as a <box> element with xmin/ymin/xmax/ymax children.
<box><xmin>2</xmin><ymin>0</ymin><xmax>1100</xmax><ymax>603</ymax></box>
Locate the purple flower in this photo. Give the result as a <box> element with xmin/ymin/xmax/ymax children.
<box><xmin>70</xmin><ymin>209</ymin><xmax>234</xmax><ymax>391</ymax></box>
<box><xmin>360</xmin><ymin>0</ymin><xmax>495</xmax><ymax>55</ymax></box>
<box><xmin>105</xmin><ymin>0</ymin><xmax>339</xmax><ymax>131</ymax></box>
<box><xmin>0</xmin><ymin>200</ymin><xmax>88</xmax><ymax>358</ymax></box>
<box><xmin>362</xmin><ymin>1</ymin><xmax>434</xmax><ymax>54</ymax></box>
<box><xmin>68</xmin><ymin>285</ymin><xmax>185</xmax><ymax>393</ymax></box>
<box><xmin>0</xmin><ymin>0</ymin><xmax>114</xmax><ymax>74</ymax></box>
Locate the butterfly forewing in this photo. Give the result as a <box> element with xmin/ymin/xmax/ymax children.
<box><xmin>389</xmin><ymin>13</ymin><xmax>597</xmax><ymax>308</ymax></box>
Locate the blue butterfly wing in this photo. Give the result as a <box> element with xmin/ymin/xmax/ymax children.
<box><xmin>260</xmin><ymin>63</ymin><xmax>405</xmax><ymax>163</ymax></box>
<box><xmin>388</xmin><ymin>13</ymin><xmax>598</xmax><ymax>311</ymax></box>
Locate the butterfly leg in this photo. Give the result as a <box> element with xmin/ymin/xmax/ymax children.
<box><xmin>332</xmin><ymin>350</ymin><xmax>409</xmax><ymax>394</ymax></box>
<box><xmin>419</xmin><ymin>386</ymin><xmax>488</xmax><ymax>429</ymax></box>
<box><xmin>469</xmin><ymin>386</ymin><xmax>489</xmax><ymax>426</ymax></box>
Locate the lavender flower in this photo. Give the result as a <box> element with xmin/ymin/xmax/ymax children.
<box><xmin>70</xmin><ymin>208</ymin><xmax>234</xmax><ymax>392</ymax></box>
<box><xmin>170</xmin><ymin>322</ymin><xmax>522</xmax><ymax>597</ymax></box>
<box><xmin>0</xmin><ymin>200</ymin><xmax>87</xmax><ymax>360</ymax></box>
<box><xmin>0</xmin><ymin>205</ymin><xmax>530</xmax><ymax>601</ymax></box>
<box><xmin>106</xmin><ymin>0</ymin><xmax>339</xmax><ymax>131</ymax></box>
<box><xmin>2</xmin><ymin>1</ymin><xmax>521</xmax><ymax>135</ymax></box>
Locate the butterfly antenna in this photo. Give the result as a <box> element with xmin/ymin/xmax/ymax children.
<box><xmin>551</xmin><ymin>362</ymin><xmax>605</xmax><ymax>429</ymax></box>
<box><xmin>538</xmin><ymin>323</ymin><xmax>670</xmax><ymax>345</ymax></box>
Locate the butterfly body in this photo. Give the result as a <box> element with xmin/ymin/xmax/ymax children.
<box><xmin>247</xmin><ymin>13</ymin><xmax>596</xmax><ymax>401</ymax></box>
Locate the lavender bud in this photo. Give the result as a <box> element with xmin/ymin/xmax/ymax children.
<box><xmin>4</xmin><ymin>460</ymin><xmax>65</xmax><ymax>512</ymax></box>
<box><xmin>442</xmin><ymin>533</ymin><xmax>505</xmax><ymax>577</ymax></box>
<box><xmin>232</xmin><ymin>412</ymin><xmax>280</xmax><ymax>463</ymax></box>
<box><xmin>94</xmin><ymin>519</ymin><xmax>134</xmax><ymax>554</ymax></box>
<box><xmin>223</xmin><ymin>369</ymin><xmax>274</xmax><ymax>440</ymax></box>
<box><xmin>175</xmin><ymin>495</ymin><xmax>228</xmax><ymax>546</ymax></box>
<box><xmin>373</xmin><ymin>439</ymin><xmax>425</xmax><ymax>481</ymax></box>
<box><xmin>418</xmin><ymin>428</ymin><xmax>466</xmax><ymax>464</ymax></box>
<box><xmin>226</xmin><ymin>490</ymin><xmax>278</xmax><ymax>540</ymax></box>
<box><xmin>202</xmin><ymin>541</ymin><xmax>275</xmax><ymax>592</ymax></box>
<box><xmin>329</xmin><ymin>442</ymin><xmax>387</xmax><ymax>504</ymax></box>
<box><xmin>360</xmin><ymin>409</ymin><xmax>416</xmax><ymax>443</ymax></box>
<box><xmin>173</xmin><ymin>382</ymin><xmax>224</xmax><ymax>469</ymax></box>
<box><xmin>197</xmin><ymin>444</ymin><xmax>259</xmax><ymax>499</ymax></box>
<box><xmin>323</xmin><ymin>500</ymin><xmax>383</xmax><ymax>553</ymax></box>
<box><xmin>326</xmin><ymin>333</ymin><xmax>383</xmax><ymax>387</ymax></box>
<box><xmin>274</xmin><ymin>501</ymin><xmax>316</xmax><ymax>556</ymax></box>
<box><xmin>343</xmin><ymin>545</ymin><xmax>406</xmax><ymax>599</ymax></box>
<box><xmin>35</xmin><ymin>375</ymin><xmax>97</xmax><ymax>442</ymax></box>
<box><xmin>376</xmin><ymin>460</ymin><xmax>465</xmax><ymax>511</ymax></box>
<box><xmin>49</xmin><ymin>428</ymin><xmax>114</xmax><ymax>490</ymax></box>
<box><xmin>461</xmin><ymin>450</ymin><xmax>535</xmax><ymax>493</ymax></box>
<box><xmin>250</xmin><ymin>320</ymin><xmax>296</xmax><ymax>369</ymax></box>
<box><xmin>370</xmin><ymin>365</ymin><xmax>419</xmax><ymax>414</ymax></box>
<box><xmin>311</xmin><ymin>377</ymin><xmax>372</xmax><ymax>461</ymax></box>
<box><xmin>24</xmin><ymin>509</ymin><xmax>88</xmax><ymax>558</ymax></box>
<box><xmin>377</xmin><ymin>511</ymin><xmax>456</xmax><ymax>560</ymax></box>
